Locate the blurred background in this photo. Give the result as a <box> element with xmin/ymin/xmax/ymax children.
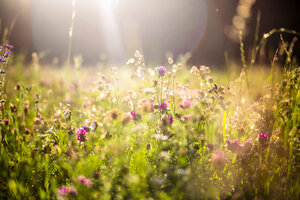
<box><xmin>0</xmin><ymin>0</ymin><xmax>299</xmax><ymax>67</ymax></box>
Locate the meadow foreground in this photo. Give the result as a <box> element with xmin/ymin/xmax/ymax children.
<box><xmin>0</xmin><ymin>47</ymin><xmax>299</xmax><ymax>199</ymax></box>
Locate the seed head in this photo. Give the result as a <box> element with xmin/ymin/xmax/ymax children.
<box><xmin>121</xmin><ymin>113</ymin><xmax>131</xmax><ymax>125</ymax></box>
<box><xmin>110</xmin><ymin>109</ymin><xmax>119</xmax><ymax>120</ymax></box>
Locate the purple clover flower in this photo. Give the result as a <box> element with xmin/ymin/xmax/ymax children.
<box><xmin>159</xmin><ymin>102</ymin><xmax>168</xmax><ymax>110</ymax></box>
<box><xmin>258</xmin><ymin>133</ymin><xmax>268</xmax><ymax>145</ymax></box>
<box><xmin>4</xmin><ymin>51</ymin><xmax>11</xmax><ymax>58</ymax></box>
<box><xmin>130</xmin><ymin>110</ymin><xmax>141</xmax><ymax>121</ymax></box>
<box><xmin>81</xmin><ymin>125</ymin><xmax>90</xmax><ymax>133</ymax></box>
<box><xmin>157</xmin><ymin>66</ymin><xmax>166</xmax><ymax>77</ymax></box>
<box><xmin>130</xmin><ymin>110</ymin><xmax>135</xmax><ymax>117</ymax></box>
<box><xmin>4</xmin><ymin>44</ymin><xmax>14</xmax><ymax>50</ymax></box>
<box><xmin>0</xmin><ymin>57</ymin><xmax>5</xmax><ymax>63</ymax></box>
<box><xmin>76</xmin><ymin>128</ymin><xmax>87</xmax><ymax>142</ymax></box>
<box><xmin>76</xmin><ymin>128</ymin><xmax>86</xmax><ymax>135</ymax></box>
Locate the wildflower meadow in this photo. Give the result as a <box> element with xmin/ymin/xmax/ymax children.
<box><xmin>0</xmin><ymin>1</ymin><xmax>300</xmax><ymax>200</ymax></box>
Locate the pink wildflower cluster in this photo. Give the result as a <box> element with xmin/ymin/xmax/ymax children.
<box><xmin>179</xmin><ymin>99</ymin><xmax>191</xmax><ymax>109</ymax></box>
<box><xmin>81</xmin><ymin>125</ymin><xmax>90</xmax><ymax>133</ymax></box>
<box><xmin>76</xmin><ymin>127</ymin><xmax>87</xmax><ymax>143</ymax></box>
<box><xmin>226</xmin><ymin>138</ymin><xmax>259</xmax><ymax>154</ymax></box>
<box><xmin>58</xmin><ymin>186</ymin><xmax>77</xmax><ymax>196</ymax></box>
<box><xmin>78</xmin><ymin>176</ymin><xmax>92</xmax><ymax>186</ymax></box>
<box><xmin>226</xmin><ymin>140</ymin><xmax>243</xmax><ymax>152</ymax></box>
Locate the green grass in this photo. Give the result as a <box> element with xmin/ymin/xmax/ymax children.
<box><xmin>0</xmin><ymin>42</ymin><xmax>300</xmax><ymax>200</ymax></box>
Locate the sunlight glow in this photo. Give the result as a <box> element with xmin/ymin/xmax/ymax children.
<box><xmin>99</xmin><ymin>0</ymin><xmax>125</xmax><ymax>62</ymax></box>
<box><xmin>100</xmin><ymin>0</ymin><xmax>119</xmax><ymax>10</ymax></box>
